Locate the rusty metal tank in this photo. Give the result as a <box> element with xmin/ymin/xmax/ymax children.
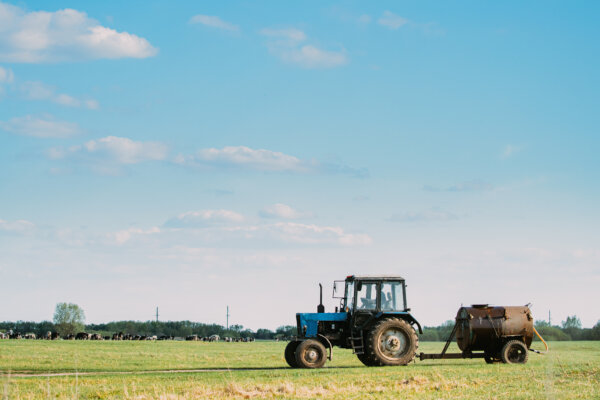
<box><xmin>455</xmin><ymin>305</ymin><xmax>533</xmax><ymax>352</ymax></box>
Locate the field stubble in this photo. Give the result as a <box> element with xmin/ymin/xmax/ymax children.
<box><xmin>0</xmin><ymin>341</ymin><xmax>598</xmax><ymax>399</ymax></box>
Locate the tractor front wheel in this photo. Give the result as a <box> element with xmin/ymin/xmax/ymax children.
<box><xmin>364</xmin><ymin>318</ymin><xmax>418</xmax><ymax>366</ymax></box>
<box><xmin>284</xmin><ymin>340</ymin><xmax>301</xmax><ymax>368</ymax></box>
<box><xmin>295</xmin><ymin>339</ymin><xmax>327</xmax><ymax>368</ymax></box>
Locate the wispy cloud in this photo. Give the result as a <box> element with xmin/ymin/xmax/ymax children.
<box><xmin>0</xmin><ymin>2</ymin><xmax>157</xmax><ymax>62</ymax></box>
<box><xmin>110</xmin><ymin>227</ymin><xmax>160</xmax><ymax>245</ymax></box>
<box><xmin>0</xmin><ymin>66</ymin><xmax>14</xmax><ymax>83</ymax></box>
<box><xmin>259</xmin><ymin>28</ymin><xmax>306</xmax><ymax>42</ymax></box>
<box><xmin>174</xmin><ymin>145</ymin><xmax>366</xmax><ymax>177</ymax></box>
<box><xmin>0</xmin><ymin>219</ymin><xmax>35</xmax><ymax>233</ymax></box>
<box><xmin>423</xmin><ymin>180</ymin><xmax>493</xmax><ymax>192</ymax></box>
<box><xmin>388</xmin><ymin>208</ymin><xmax>459</xmax><ymax>223</ymax></box>
<box><xmin>189</xmin><ymin>15</ymin><xmax>239</xmax><ymax>32</ymax></box>
<box><xmin>162</xmin><ymin>212</ymin><xmax>371</xmax><ymax>246</ymax></box>
<box><xmin>260</xmin><ymin>28</ymin><xmax>347</xmax><ymax>69</ymax></box>
<box><xmin>268</xmin><ymin>222</ymin><xmax>371</xmax><ymax>246</ymax></box>
<box><xmin>165</xmin><ymin>210</ymin><xmax>244</xmax><ymax>228</ymax></box>
<box><xmin>175</xmin><ymin>145</ymin><xmax>313</xmax><ymax>172</ymax></box>
<box><xmin>377</xmin><ymin>11</ymin><xmax>409</xmax><ymax>30</ymax></box>
<box><xmin>358</xmin><ymin>14</ymin><xmax>372</xmax><ymax>25</ymax></box>
<box><xmin>48</xmin><ymin>136</ymin><xmax>168</xmax><ymax>165</ymax></box>
<box><xmin>501</xmin><ymin>144</ymin><xmax>521</xmax><ymax>159</ymax></box>
<box><xmin>376</xmin><ymin>11</ymin><xmax>443</xmax><ymax>35</ymax></box>
<box><xmin>20</xmin><ymin>81</ymin><xmax>99</xmax><ymax>109</ymax></box>
<box><xmin>259</xmin><ymin>203</ymin><xmax>313</xmax><ymax>219</ymax></box>
<box><xmin>0</xmin><ymin>114</ymin><xmax>81</xmax><ymax>138</ymax></box>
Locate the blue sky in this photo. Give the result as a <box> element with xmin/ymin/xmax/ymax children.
<box><xmin>0</xmin><ymin>1</ymin><xmax>598</xmax><ymax>329</ymax></box>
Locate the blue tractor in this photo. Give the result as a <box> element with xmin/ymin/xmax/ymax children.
<box><xmin>285</xmin><ymin>275</ymin><xmax>422</xmax><ymax>368</ymax></box>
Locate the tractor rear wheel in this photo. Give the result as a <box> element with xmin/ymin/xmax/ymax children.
<box><xmin>500</xmin><ymin>340</ymin><xmax>528</xmax><ymax>364</ymax></box>
<box><xmin>284</xmin><ymin>340</ymin><xmax>301</xmax><ymax>368</ymax></box>
<box><xmin>295</xmin><ymin>339</ymin><xmax>327</xmax><ymax>368</ymax></box>
<box><xmin>356</xmin><ymin>352</ymin><xmax>377</xmax><ymax>366</ymax></box>
<box><xmin>364</xmin><ymin>318</ymin><xmax>418</xmax><ymax>366</ymax></box>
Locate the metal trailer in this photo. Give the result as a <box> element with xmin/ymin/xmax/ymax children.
<box><xmin>419</xmin><ymin>304</ymin><xmax>535</xmax><ymax>364</ymax></box>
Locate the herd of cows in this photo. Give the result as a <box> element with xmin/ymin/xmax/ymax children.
<box><xmin>0</xmin><ymin>331</ymin><xmax>256</xmax><ymax>342</ymax></box>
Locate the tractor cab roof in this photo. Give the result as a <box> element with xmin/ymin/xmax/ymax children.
<box><xmin>345</xmin><ymin>275</ymin><xmax>405</xmax><ymax>281</ymax></box>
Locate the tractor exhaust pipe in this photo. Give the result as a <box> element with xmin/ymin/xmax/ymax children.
<box><xmin>317</xmin><ymin>283</ymin><xmax>325</xmax><ymax>313</ymax></box>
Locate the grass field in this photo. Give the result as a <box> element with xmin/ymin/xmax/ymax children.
<box><xmin>1</xmin><ymin>340</ymin><xmax>598</xmax><ymax>399</ymax></box>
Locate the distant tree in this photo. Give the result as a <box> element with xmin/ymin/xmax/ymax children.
<box><xmin>591</xmin><ymin>321</ymin><xmax>600</xmax><ymax>340</ymax></box>
<box><xmin>562</xmin><ymin>316</ymin><xmax>582</xmax><ymax>330</ymax></box>
<box><xmin>535</xmin><ymin>320</ymin><xmax>550</xmax><ymax>328</ymax></box>
<box><xmin>419</xmin><ymin>328</ymin><xmax>440</xmax><ymax>341</ymax></box>
<box><xmin>53</xmin><ymin>303</ymin><xmax>85</xmax><ymax>336</ymax></box>
<box><xmin>255</xmin><ymin>328</ymin><xmax>275</xmax><ymax>340</ymax></box>
<box><xmin>275</xmin><ymin>325</ymin><xmax>296</xmax><ymax>339</ymax></box>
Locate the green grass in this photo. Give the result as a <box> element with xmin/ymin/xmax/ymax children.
<box><xmin>1</xmin><ymin>340</ymin><xmax>598</xmax><ymax>399</ymax></box>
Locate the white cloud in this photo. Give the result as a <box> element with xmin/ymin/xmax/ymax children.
<box><xmin>175</xmin><ymin>145</ymin><xmax>366</xmax><ymax>177</ymax></box>
<box><xmin>260</xmin><ymin>27</ymin><xmax>347</xmax><ymax>69</ymax></box>
<box><xmin>189</xmin><ymin>15</ymin><xmax>239</xmax><ymax>32</ymax></box>
<box><xmin>176</xmin><ymin>145</ymin><xmax>312</xmax><ymax>172</ymax></box>
<box><xmin>0</xmin><ymin>219</ymin><xmax>35</xmax><ymax>233</ymax></box>
<box><xmin>281</xmin><ymin>45</ymin><xmax>347</xmax><ymax>69</ymax></box>
<box><xmin>389</xmin><ymin>208</ymin><xmax>459</xmax><ymax>223</ymax></box>
<box><xmin>110</xmin><ymin>227</ymin><xmax>160</xmax><ymax>245</ymax></box>
<box><xmin>0</xmin><ymin>66</ymin><xmax>14</xmax><ymax>83</ymax></box>
<box><xmin>259</xmin><ymin>203</ymin><xmax>313</xmax><ymax>219</ymax></box>
<box><xmin>0</xmin><ymin>2</ymin><xmax>157</xmax><ymax>62</ymax></box>
<box><xmin>48</xmin><ymin>136</ymin><xmax>169</xmax><ymax>164</ymax></box>
<box><xmin>268</xmin><ymin>222</ymin><xmax>371</xmax><ymax>246</ymax></box>
<box><xmin>20</xmin><ymin>81</ymin><xmax>99</xmax><ymax>109</ymax></box>
<box><xmin>378</xmin><ymin>11</ymin><xmax>409</xmax><ymax>30</ymax></box>
<box><xmin>0</xmin><ymin>114</ymin><xmax>81</xmax><ymax>138</ymax></box>
<box><xmin>165</xmin><ymin>210</ymin><xmax>244</xmax><ymax>228</ymax></box>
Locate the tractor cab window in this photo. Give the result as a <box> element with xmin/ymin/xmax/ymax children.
<box><xmin>356</xmin><ymin>282</ymin><xmax>377</xmax><ymax>310</ymax></box>
<box><xmin>381</xmin><ymin>282</ymin><xmax>404</xmax><ymax>311</ymax></box>
<box><xmin>344</xmin><ymin>281</ymin><xmax>354</xmax><ymax>312</ymax></box>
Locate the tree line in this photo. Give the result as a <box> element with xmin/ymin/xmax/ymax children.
<box><xmin>419</xmin><ymin>315</ymin><xmax>600</xmax><ymax>341</ymax></box>
<box><xmin>0</xmin><ymin>319</ymin><xmax>297</xmax><ymax>340</ymax></box>
<box><xmin>3</xmin><ymin>303</ymin><xmax>598</xmax><ymax>342</ymax></box>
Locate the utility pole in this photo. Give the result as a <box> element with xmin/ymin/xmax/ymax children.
<box><xmin>156</xmin><ymin>307</ymin><xmax>159</xmax><ymax>323</ymax></box>
<box><xmin>548</xmin><ymin>310</ymin><xmax>551</xmax><ymax>326</ymax></box>
<box><xmin>226</xmin><ymin>306</ymin><xmax>230</xmax><ymax>330</ymax></box>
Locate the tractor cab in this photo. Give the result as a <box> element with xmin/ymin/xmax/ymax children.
<box><xmin>287</xmin><ymin>275</ymin><xmax>422</xmax><ymax>369</ymax></box>
<box><xmin>336</xmin><ymin>275</ymin><xmax>409</xmax><ymax>314</ymax></box>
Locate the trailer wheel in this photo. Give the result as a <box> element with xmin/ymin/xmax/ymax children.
<box><xmin>284</xmin><ymin>340</ymin><xmax>301</xmax><ymax>368</ymax></box>
<box><xmin>501</xmin><ymin>340</ymin><xmax>529</xmax><ymax>364</ymax></box>
<box><xmin>484</xmin><ymin>353</ymin><xmax>500</xmax><ymax>364</ymax></box>
<box><xmin>365</xmin><ymin>318</ymin><xmax>418</xmax><ymax>366</ymax></box>
<box><xmin>295</xmin><ymin>339</ymin><xmax>327</xmax><ymax>368</ymax></box>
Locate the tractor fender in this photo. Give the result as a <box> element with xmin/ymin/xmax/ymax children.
<box><xmin>317</xmin><ymin>334</ymin><xmax>333</xmax><ymax>361</ymax></box>
<box><xmin>375</xmin><ymin>312</ymin><xmax>423</xmax><ymax>334</ymax></box>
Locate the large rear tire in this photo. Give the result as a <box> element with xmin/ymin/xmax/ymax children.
<box><xmin>364</xmin><ymin>318</ymin><xmax>418</xmax><ymax>366</ymax></box>
<box><xmin>501</xmin><ymin>340</ymin><xmax>528</xmax><ymax>364</ymax></box>
<box><xmin>295</xmin><ymin>339</ymin><xmax>327</xmax><ymax>369</ymax></box>
<box><xmin>284</xmin><ymin>340</ymin><xmax>301</xmax><ymax>368</ymax></box>
<box><xmin>356</xmin><ymin>352</ymin><xmax>377</xmax><ymax>366</ymax></box>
